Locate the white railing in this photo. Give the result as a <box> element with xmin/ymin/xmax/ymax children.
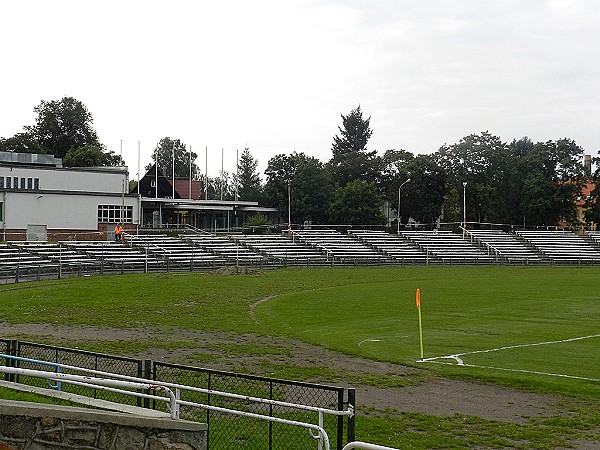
<box><xmin>343</xmin><ymin>443</ymin><xmax>400</xmax><ymax>450</ymax></box>
<box><xmin>0</xmin><ymin>355</ymin><xmax>355</xmax><ymax>450</ymax></box>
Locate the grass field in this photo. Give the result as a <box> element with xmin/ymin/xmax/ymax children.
<box><xmin>1</xmin><ymin>265</ymin><xmax>600</xmax><ymax>448</ymax></box>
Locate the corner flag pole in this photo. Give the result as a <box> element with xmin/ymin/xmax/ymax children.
<box><xmin>416</xmin><ymin>288</ymin><xmax>424</xmax><ymax>360</ymax></box>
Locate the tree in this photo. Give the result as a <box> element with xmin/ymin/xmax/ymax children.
<box><xmin>329</xmin><ymin>180</ymin><xmax>386</xmax><ymax>225</ymax></box>
<box><xmin>400</xmin><ymin>155</ymin><xmax>446</xmax><ymax>225</ymax></box>
<box><xmin>585</xmin><ymin>155</ymin><xmax>600</xmax><ymax>226</ymax></box>
<box><xmin>263</xmin><ymin>152</ymin><xmax>334</xmax><ymax>225</ymax></box>
<box><xmin>235</xmin><ymin>147</ymin><xmax>262</xmax><ymax>201</ymax></box>
<box><xmin>243</xmin><ymin>213</ymin><xmax>271</xmax><ymax>232</ymax></box>
<box><xmin>0</xmin><ymin>132</ymin><xmax>43</xmax><ymax>154</ymax></box>
<box><xmin>291</xmin><ymin>158</ymin><xmax>334</xmax><ymax>225</ymax></box>
<box><xmin>25</xmin><ymin>97</ymin><xmax>102</xmax><ymax>159</ymax></box>
<box><xmin>433</xmin><ymin>132</ymin><xmax>586</xmax><ymax>227</ymax></box>
<box><xmin>2</xmin><ymin>97</ymin><xmax>121</xmax><ymax>168</ymax></box>
<box><xmin>508</xmin><ymin>138</ymin><xmax>584</xmax><ymax>227</ymax></box>
<box><xmin>263</xmin><ymin>152</ymin><xmax>307</xmax><ymax>212</ymax></box>
<box><xmin>205</xmin><ymin>172</ymin><xmax>235</xmax><ymax>201</ymax></box>
<box><xmin>146</xmin><ymin>137</ymin><xmax>199</xmax><ymax>180</ymax></box>
<box><xmin>434</xmin><ymin>131</ymin><xmax>510</xmax><ymax>224</ymax></box>
<box><xmin>64</xmin><ymin>145</ymin><xmax>122</xmax><ymax>167</ymax></box>
<box><xmin>328</xmin><ymin>105</ymin><xmax>380</xmax><ymax>186</ymax></box>
<box><xmin>378</xmin><ymin>149</ymin><xmax>445</xmax><ymax>226</ymax></box>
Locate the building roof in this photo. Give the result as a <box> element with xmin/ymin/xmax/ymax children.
<box><xmin>576</xmin><ymin>181</ymin><xmax>595</xmax><ymax>206</ymax></box>
<box><xmin>173</xmin><ymin>179</ymin><xmax>202</xmax><ymax>200</ymax></box>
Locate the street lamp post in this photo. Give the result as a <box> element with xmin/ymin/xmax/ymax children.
<box><xmin>463</xmin><ymin>181</ymin><xmax>467</xmax><ymax>232</ymax></box>
<box><xmin>397</xmin><ymin>178</ymin><xmax>411</xmax><ymax>234</ymax></box>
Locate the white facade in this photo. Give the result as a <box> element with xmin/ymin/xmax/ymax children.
<box><xmin>0</xmin><ymin>152</ymin><xmax>139</xmax><ymax>240</ymax></box>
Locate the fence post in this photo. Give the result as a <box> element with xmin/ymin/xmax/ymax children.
<box><xmin>347</xmin><ymin>388</ymin><xmax>356</xmax><ymax>446</ymax></box>
<box><xmin>143</xmin><ymin>359</ymin><xmax>153</xmax><ymax>409</ymax></box>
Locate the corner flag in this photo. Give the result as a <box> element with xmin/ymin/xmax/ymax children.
<box><xmin>416</xmin><ymin>288</ymin><xmax>424</xmax><ymax>360</ymax></box>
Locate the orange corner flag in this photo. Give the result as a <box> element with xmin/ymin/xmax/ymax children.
<box><xmin>416</xmin><ymin>288</ymin><xmax>421</xmax><ymax>309</ymax></box>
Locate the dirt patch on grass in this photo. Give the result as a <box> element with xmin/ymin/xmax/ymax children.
<box><xmin>0</xmin><ymin>322</ymin><xmax>568</xmax><ymax>424</ymax></box>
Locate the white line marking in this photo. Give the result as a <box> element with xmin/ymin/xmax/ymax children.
<box><xmin>421</xmin><ymin>333</ymin><xmax>600</xmax><ymax>363</ymax></box>
<box><xmin>418</xmin><ymin>333</ymin><xmax>600</xmax><ymax>382</ymax></box>
<box><xmin>421</xmin><ymin>360</ymin><xmax>600</xmax><ymax>382</ymax></box>
<box><xmin>358</xmin><ymin>339</ymin><xmax>381</xmax><ymax>347</ymax></box>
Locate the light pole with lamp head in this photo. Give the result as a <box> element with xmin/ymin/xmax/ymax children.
<box><xmin>397</xmin><ymin>178</ymin><xmax>411</xmax><ymax>234</ymax></box>
<box><xmin>462</xmin><ymin>181</ymin><xmax>467</xmax><ymax>233</ymax></box>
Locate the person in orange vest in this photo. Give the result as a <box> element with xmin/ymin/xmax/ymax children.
<box><xmin>114</xmin><ymin>224</ymin><xmax>123</xmax><ymax>243</ymax></box>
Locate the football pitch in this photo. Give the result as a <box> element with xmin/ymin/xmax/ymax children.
<box><xmin>2</xmin><ymin>265</ymin><xmax>600</xmax><ymax>447</ymax></box>
<box><xmin>251</xmin><ymin>266</ymin><xmax>600</xmax><ymax>397</ymax></box>
<box><xmin>1</xmin><ymin>265</ymin><xmax>598</xmax><ymax>397</ymax></box>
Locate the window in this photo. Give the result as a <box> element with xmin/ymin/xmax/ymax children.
<box><xmin>13</xmin><ymin>177</ymin><xmax>18</xmax><ymax>189</ymax></box>
<box><xmin>34</xmin><ymin>178</ymin><xmax>40</xmax><ymax>189</ymax></box>
<box><xmin>27</xmin><ymin>178</ymin><xmax>33</xmax><ymax>189</ymax></box>
<box><xmin>0</xmin><ymin>202</ymin><xmax>3</xmax><ymax>221</ymax></box>
<box><xmin>97</xmin><ymin>205</ymin><xmax>133</xmax><ymax>223</ymax></box>
<box><xmin>20</xmin><ymin>178</ymin><xmax>26</xmax><ymax>189</ymax></box>
<box><xmin>0</xmin><ymin>177</ymin><xmax>4</xmax><ymax>189</ymax></box>
<box><xmin>5</xmin><ymin>178</ymin><xmax>10</xmax><ymax>189</ymax></box>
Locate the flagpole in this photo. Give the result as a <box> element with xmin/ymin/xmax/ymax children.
<box><xmin>172</xmin><ymin>141</ymin><xmax>175</xmax><ymax>199</ymax></box>
<box><xmin>416</xmin><ymin>288</ymin><xmax>424</xmax><ymax>360</ymax></box>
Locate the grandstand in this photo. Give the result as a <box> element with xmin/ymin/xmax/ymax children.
<box><xmin>401</xmin><ymin>230</ymin><xmax>494</xmax><ymax>265</ymax></box>
<box><xmin>517</xmin><ymin>230</ymin><xmax>600</xmax><ymax>264</ymax></box>
<box><xmin>3</xmin><ymin>227</ymin><xmax>600</xmax><ymax>284</ymax></box>
<box><xmin>126</xmin><ymin>234</ymin><xmax>227</xmax><ymax>268</ymax></box>
<box><xmin>466</xmin><ymin>230</ymin><xmax>543</xmax><ymax>264</ymax></box>
<box><xmin>181</xmin><ymin>233</ymin><xmax>268</xmax><ymax>265</ymax></box>
<box><xmin>292</xmin><ymin>230</ymin><xmax>391</xmax><ymax>265</ymax></box>
<box><xmin>232</xmin><ymin>234</ymin><xmax>329</xmax><ymax>266</ymax></box>
<box><xmin>347</xmin><ymin>230</ymin><xmax>428</xmax><ymax>264</ymax></box>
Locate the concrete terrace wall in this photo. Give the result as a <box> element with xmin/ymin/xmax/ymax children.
<box><xmin>0</xmin><ymin>400</ymin><xmax>207</xmax><ymax>450</ymax></box>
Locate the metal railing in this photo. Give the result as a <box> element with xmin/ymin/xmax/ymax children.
<box><xmin>342</xmin><ymin>443</ymin><xmax>400</xmax><ymax>450</ymax></box>
<box><xmin>0</xmin><ymin>354</ymin><xmax>354</xmax><ymax>450</ymax></box>
<box><xmin>1</xmin><ymin>340</ymin><xmax>353</xmax><ymax>449</ymax></box>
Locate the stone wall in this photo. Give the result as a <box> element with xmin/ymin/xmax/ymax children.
<box><xmin>0</xmin><ymin>400</ymin><xmax>207</xmax><ymax>450</ymax></box>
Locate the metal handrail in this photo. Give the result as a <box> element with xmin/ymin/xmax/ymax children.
<box><xmin>0</xmin><ymin>354</ymin><xmax>353</xmax><ymax>419</ymax></box>
<box><xmin>0</xmin><ymin>355</ymin><xmax>353</xmax><ymax>450</ymax></box>
<box><xmin>342</xmin><ymin>442</ymin><xmax>400</xmax><ymax>450</ymax></box>
<box><xmin>0</xmin><ymin>365</ymin><xmax>179</xmax><ymax>418</ymax></box>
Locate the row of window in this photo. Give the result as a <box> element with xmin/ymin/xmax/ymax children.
<box><xmin>98</xmin><ymin>205</ymin><xmax>133</xmax><ymax>223</ymax></box>
<box><xmin>0</xmin><ymin>176</ymin><xmax>40</xmax><ymax>190</ymax></box>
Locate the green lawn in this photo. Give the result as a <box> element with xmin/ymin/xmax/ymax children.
<box><xmin>1</xmin><ymin>265</ymin><xmax>600</xmax><ymax>448</ymax></box>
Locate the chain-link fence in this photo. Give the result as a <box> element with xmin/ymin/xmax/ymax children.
<box><xmin>3</xmin><ymin>341</ymin><xmax>144</xmax><ymax>406</ymax></box>
<box><xmin>152</xmin><ymin>361</ymin><xmax>351</xmax><ymax>450</ymax></box>
<box><xmin>0</xmin><ymin>340</ymin><xmax>354</xmax><ymax>450</ymax></box>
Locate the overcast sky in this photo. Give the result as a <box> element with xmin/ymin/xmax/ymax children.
<box><xmin>2</xmin><ymin>0</ymin><xmax>599</xmax><ymax>180</ymax></box>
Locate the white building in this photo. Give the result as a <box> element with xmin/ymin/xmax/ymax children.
<box><xmin>0</xmin><ymin>151</ymin><xmax>280</xmax><ymax>242</ymax></box>
<box><xmin>0</xmin><ymin>152</ymin><xmax>137</xmax><ymax>241</ymax></box>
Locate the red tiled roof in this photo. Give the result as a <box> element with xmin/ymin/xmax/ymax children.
<box><xmin>576</xmin><ymin>181</ymin><xmax>595</xmax><ymax>206</ymax></box>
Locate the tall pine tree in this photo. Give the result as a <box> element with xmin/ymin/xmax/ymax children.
<box><xmin>235</xmin><ymin>147</ymin><xmax>262</xmax><ymax>201</ymax></box>
<box><xmin>329</xmin><ymin>105</ymin><xmax>379</xmax><ymax>186</ymax></box>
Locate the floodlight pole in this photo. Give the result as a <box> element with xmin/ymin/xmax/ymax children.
<box><xmin>397</xmin><ymin>178</ymin><xmax>411</xmax><ymax>234</ymax></box>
